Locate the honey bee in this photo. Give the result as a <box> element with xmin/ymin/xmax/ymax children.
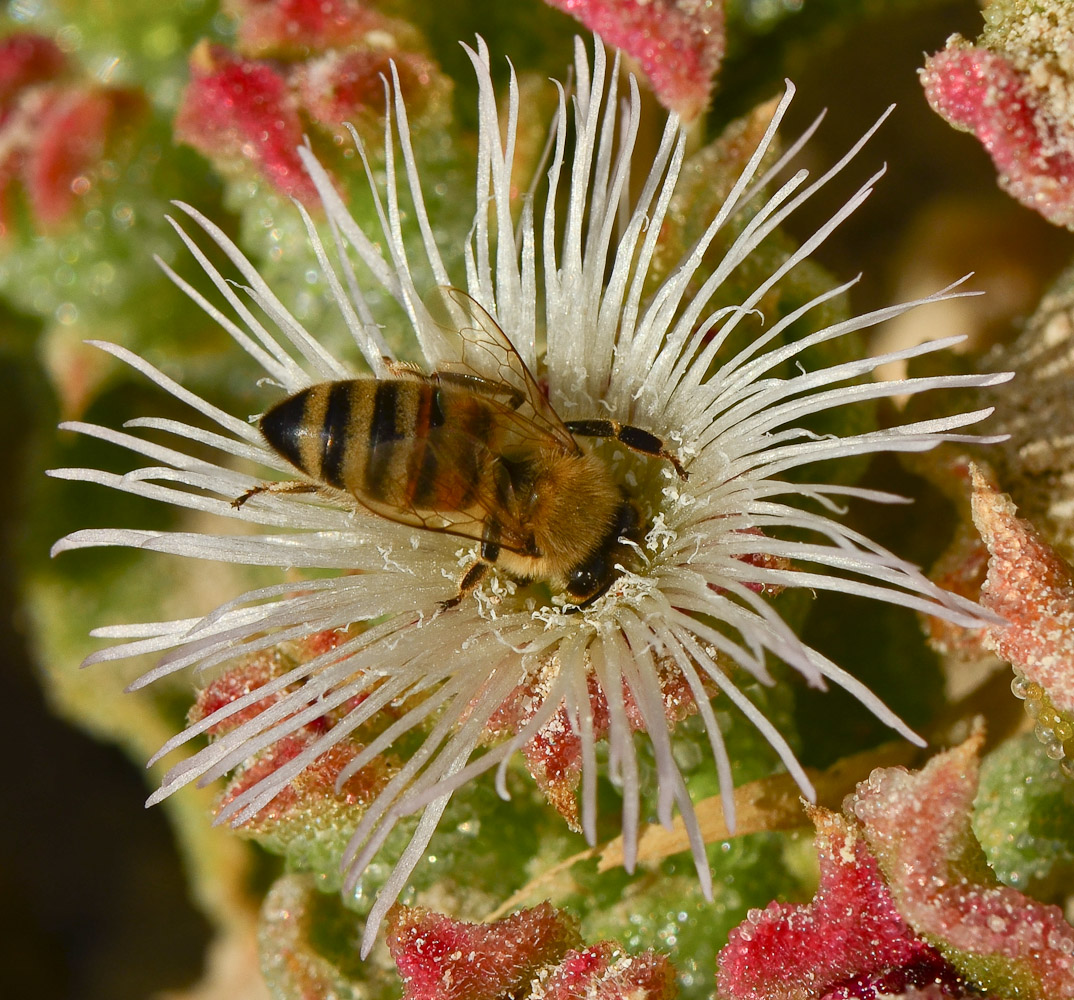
<box><xmin>235</xmin><ymin>289</ymin><xmax>687</xmax><ymax>608</ymax></box>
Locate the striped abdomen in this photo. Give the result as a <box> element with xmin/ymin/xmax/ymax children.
<box><xmin>259</xmin><ymin>378</ymin><xmax>496</xmax><ymax>511</ymax></box>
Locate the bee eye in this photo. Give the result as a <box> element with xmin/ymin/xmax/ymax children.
<box><xmin>566</xmin><ymin>501</ymin><xmax>640</xmax><ymax>603</ymax></box>
<box><xmin>567</xmin><ymin>562</ymin><xmax>601</xmax><ymax>601</ymax></box>
<box><xmin>567</xmin><ymin>557</ymin><xmax>606</xmax><ymax>600</ymax></box>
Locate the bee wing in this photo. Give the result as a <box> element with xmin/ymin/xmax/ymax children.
<box><xmin>350</xmin><ymin>490</ymin><xmax>494</xmax><ymax>551</ymax></box>
<box><xmin>349</xmin><ymin>408</ymin><xmax>542</xmax><ymax>558</ymax></box>
<box><xmin>427</xmin><ymin>287</ymin><xmax>577</xmax><ymax>452</ymax></box>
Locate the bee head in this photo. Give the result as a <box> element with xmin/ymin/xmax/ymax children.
<box><xmin>564</xmin><ymin>500</ymin><xmax>640</xmax><ymax>606</ymax></box>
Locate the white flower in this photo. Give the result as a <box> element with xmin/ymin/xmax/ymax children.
<box><xmin>52</xmin><ymin>39</ymin><xmax>1008</xmax><ymax>954</ymax></box>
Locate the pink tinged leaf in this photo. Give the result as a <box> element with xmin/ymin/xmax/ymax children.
<box><xmin>971</xmin><ymin>467</ymin><xmax>1074</xmax><ymax>718</ymax></box>
<box><xmin>847</xmin><ymin>731</ymin><xmax>1074</xmax><ymax>1000</ymax></box>
<box><xmin>189</xmin><ymin>630</ymin><xmax>349</xmax><ymax>737</ymax></box>
<box><xmin>219</xmin><ymin>731</ymin><xmax>393</xmax><ymax>832</ymax></box>
<box><xmin>542</xmin><ymin>942</ymin><xmax>677</xmax><ymax>999</ymax></box>
<box><xmin>208</xmin><ymin>634</ymin><xmax>390</xmax><ymax>831</ymax></box>
<box><xmin>292</xmin><ymin>48</ymin><xmax>444</xmax><ymax>136</ymax></box>
<box><xmin>712</xmin><ymin>528</ymin><xmax>791</xmax><ymax>597</ymax></box>
<box><xmin>925</xmin><ymin>525</ymin><xmax>991</xmax><ymax>661</ymax></box>
<box><xmin>921</xmin><ymin>456</ymin><xmax>993</xmax><ymax>662</ymax></box>
<box><xmin>716</xmin><ymin>807</ymin><xmax>943</xmax><ymax>1000</ymax></box>
<box><xmin>0</xmin><ymin>33</ymin><xmax>143</xmax><ymax>233</ymax></box>
<box><xmin>920</xmin><ymin>46</ymin><xmax>1074</xmax><ymax>229</ymax></box>
<box><xmin>259</xmin><ymin>873</ymin><xmax>369</xmax><ymax>998</ymax></box>
<box><xmin>190</xmin><ymin>651</ymin><xmax>293</xmax><ymax>737</ymax></box>
<box><xmin>227</xmin><ymin>0</ymin><xmax>397</xmax><ymax>58</ymax></box>
<box><xmin>0</xmin><ymin>33</ymin><xmax>67</xmax><ymax>117</ymax></box>
<box><xmin>174</xmin><ymin>42</ymin><xmax>317</xmax><ymax>203</ymax></box>
<box><xmin>519</xmin><ymin>703</ymin><xmax>587</xmax><ymax>830</ymax></box>
<box><xmin>26</xmin><ymin>87</ymin><xmax>145</xmax><ymax>227</ymax></box>
<box><xmin>542</xmin><ymin>0</ymin><xmax>725</xmax><ymax>121</ymax></box>
<box><xmin>0</xmin><ymin>155</ymin><xmax>15</xmax><ymax>238</ymax></box>
<box><xmin>386</xmin><ymin>902</ymin><xmax>582</xmax><ymax>1000</ymax></box>
<box><xmin>299</xmin><ymin>626</ymin><xmax>350</xmax><ymax>659</ymax></box>
<box><xmin>819</xmin><ymin>954</ymin><xmax>981</xmax><ymax>1000</ymax></box>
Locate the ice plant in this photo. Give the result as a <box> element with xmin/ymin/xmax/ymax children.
<box><xmin>716</xmin><ymin>805</ymin><xmax>973</xmax><ymax>1000</ymax></box>
<box><xmin>387</xmin><ymin>902</ymin><xmax>675</xmax><ymax>1000</ymax></box>
<box><xmin>717</xmin><ymin>732</ymin><xmax>1074</xmax><ymax>999</ymax></box>
<box><xmin>848</xmin><ymin>732</ymin><xmax>1074</xmax><ymax>998</ymax></box>
<box><xmin>970</xmin><ymin>466</ymin><xmax>1074</xmax><ymax>772</ymax></box>
<box><xmin>542</xmin><ymin>0</ymin><xmax>726</xmax><ymax>120</ymax></box>
<box><xmin>920</xmin><ymin>0</ymin><xmax>1074</xmax><ymax>230</ymax></box>
<box><xmin>52</xmin><ymin>38</ymin><xmax>1009</xmax><ymax>954</ymax></box>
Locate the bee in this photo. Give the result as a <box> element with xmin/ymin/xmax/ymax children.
<box><xmin>235</xmin><ymin>290</ymin><xmax>687</xmax><ymax>608</ymax></box>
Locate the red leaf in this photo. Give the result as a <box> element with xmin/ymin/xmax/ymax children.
<box><xmin>175</xmin><ymin>42</ymin><xmax>317</xmax><ymax>203</ymax></box>
<box><xmin>387</xmin><ymin>902</ymin><xmax>581</xmax><ymax>1000</ymax></box>
<box><xmin>921</xmin><ymin>45</ymin><xmax>1074</xmax><ymax>228</ymax></box>
<box><xmin>0</xmin><ymin>34</ymin><xmax>66</xmax><ymax>117</ymax></box>
<box><xmin>228</xmin><ymin>0</ymin><xmax>396</xmax><ymax>58</ymax></box>
<box><xmin>543</xmin><ymin>0</ymin><xmax>724</xmax><ymax>121</ymax></box>
<box><xmin>26</xmin><ymin>87</ymin><xmax>145</xmax><ymax>227</ymax></box>
<box><xmin>849</xmin><ymin>731</ymin><xmax>1074</xmax><ymax>1000</ymax></box>
<box><xmin>717</xmin><ymin>807</ymin><xmax>941</xmax><ymax>1000</ymax></box>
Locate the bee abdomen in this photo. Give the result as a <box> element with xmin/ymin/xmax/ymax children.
<box><xmin>364</xmin><ymin>381</ymin><xmax>405</xmax><ymax>494</ymax></box>
<box><xmin>258</xmin><ymin>388</ymin><xmax>316</xmax><ymax>474</ymax></box>
<box><xmin>260</xmin><ymin>379</ymin><xmax>439</xmax><ymax>502</ymax></box>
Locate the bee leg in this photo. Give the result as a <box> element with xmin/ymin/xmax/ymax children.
<box><xmin>564</xmin><ymin>419</ymin><xmax>689</xmax><ymax>480</ymax></box>
<box><xmin>440</xmin><ymin>560</ymin><xmax>490</xmax><ymax>610</ymax></box>
<box><xmin>382</xmin><ymin>358</ymin><xmax>425</xmax><ymax>378</ymax></box>
<box><xmin>433</xmin><ymin>371</ymin><xmax>526</xmax><ymax>410</ymax></box>
<box><xmin>441</xmin><ymin>528</ymin><xmax>502</xmax><ymax>609</ymax></box>
<box><xmin>232</xmin><ymin>481</ymin><xmax>320</xmax><ymax>509</ymax></box>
